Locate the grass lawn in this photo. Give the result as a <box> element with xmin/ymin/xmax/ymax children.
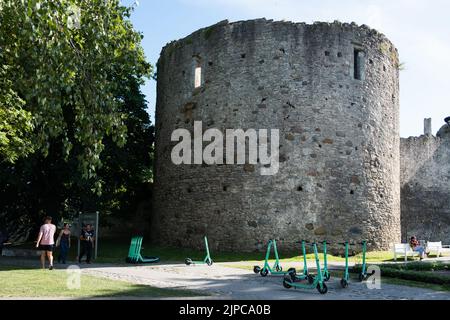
<box><xmin>352</xmin><ymin>261</ymin><xmax>450</xmax><ymax>290</ymax></box>
<box><xmin>95</xmin><ymin>239</ymin><xmax>430</xmax><ymax>264</ymax></box>
<box><xmin>11</xmin><ymin>238</ymin><xmax>440</xmax><ymax>265</ymax></box>
<box><xmin>382</xmin><ymin>276</ymin><xmax>450</xmax><ymax>292</ymax></box>
<box><xmin>0</xmin><ymin>265</ymin><xmax>201</xmax><ymax>298</ymax></box>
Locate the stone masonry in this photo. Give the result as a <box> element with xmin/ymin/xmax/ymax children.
<box><xmin>152</xmin><ymin>19</ymin><xmax>401</xmax><ymax>252</ymax></box>
<box><xmin>401</xmin><ymin>121</ymin><xmax>450</xmax><ymax>244</ymax></box>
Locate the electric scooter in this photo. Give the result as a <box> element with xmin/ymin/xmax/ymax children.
<box><xmin>340</xmin><ymin>241</ymin><xmax>351</xmax><ymax>288</ymax></box>
<box><xmin>303</xmin><ymin>240</ymin><xmax>330</xmax><ymax>283</ymax></box>
<box><xmin>253</xmin><ymin>239</ymin><xmax>295</xmax><ymax>277</ymax></box>
<box><xmin>288</xmin><ymin>240</ymin><xmax>314</xmax><ymax>283</ymax></box>
<box><xmin>185</xmin><ymin>236</ymin><xmax>213</xmax><ymax>266</ymax></box>
<box><xmin>358</xmin><ymin>240</ymin><xmax>374</xmax><ymax>281</ymax></box>
<box><xmin>321</xmin><ymin>240</ymin><xmax>331</xmax><ymax>281</ymax></box>
<box><xmin>283</xmin><ymin>242</ymin><xmax>328</xmax><ymax>294</ymax></box>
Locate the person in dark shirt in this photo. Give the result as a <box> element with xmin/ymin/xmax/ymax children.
<box><xmin>78</xmin><ymin>224</ymin><xmax>95</xmax><ymax>264</ymax></box>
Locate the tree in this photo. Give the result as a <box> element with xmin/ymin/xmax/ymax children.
<box><xmin>0</xmin><ymin>65</ymin><xmax>34</xmax><ymax>162</ymax></box>
<box><xmin>0</xmin><ymin>0</ymin><xmax>151</xmax><ymax>184</ymax></box>
<box><xmin>0</xmin><ymin>0</ymin><xmax>153</xmax><ymax>238</ymax></box>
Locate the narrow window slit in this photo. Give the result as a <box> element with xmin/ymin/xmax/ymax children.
<box><xmin>194</xmin><ymin>66</ymin><xmax>202</xmax><ymax>88</ymax></box>
<box><xmin>354</xmin><ymin>48</ymin><xmax>365</xmax><ymax>80</ymax></box>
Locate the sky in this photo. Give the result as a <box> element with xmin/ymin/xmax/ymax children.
<box><xmin>123</xmin><ymin>0</ymin><xmax>450</xmax><ymax>138</ymax></box>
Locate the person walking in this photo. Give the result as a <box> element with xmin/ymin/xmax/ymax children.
<box><xmin>36</xmin><ymin>216</ymin><xmax>56</xmax><ymax>270</ymax></box>
<box><xmin>56</xmin><ymin>223</ymin><xmax>71</xmax><ymax>264</ymax></box>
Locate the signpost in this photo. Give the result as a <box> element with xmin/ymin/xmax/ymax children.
<box><xmin>72</xmin><ymin>211</ymin><xmax>99</xmax><ymax>260</ymax></box>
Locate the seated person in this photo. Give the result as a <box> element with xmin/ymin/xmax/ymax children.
<box><xmin>410</xmin><ymin>236</ymin><xmax>427</xmax><ymax>260</ymax></box>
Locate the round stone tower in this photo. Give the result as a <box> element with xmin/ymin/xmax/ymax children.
<box><xmin>152</xmin><ymin>19</ymin><xmax>400</xmax><ymax>252</ymax></box>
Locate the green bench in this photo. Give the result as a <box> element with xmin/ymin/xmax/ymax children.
<box><xmin>126</xmin><ymin>236</ymin><xmax>159</xmax><ymax>264</ymax></box>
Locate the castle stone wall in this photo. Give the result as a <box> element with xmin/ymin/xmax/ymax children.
<box><xmin>152</xmin><ymin>19</ymin><xmax>401</xmax><ymax>252</ymax></box>
<box><xmin>400</xmin><ymin>124</ymin><xmax>450</xmax><ymax>244</ymax></box>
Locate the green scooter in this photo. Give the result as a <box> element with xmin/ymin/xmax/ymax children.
<box><xmin>321</xmin><ymin>240</ymin><xmax>331</xmax><ymax>281</ymax></box>
<box><xmin>185</xmin><ymin>236</ymin><xmax>213</xmax><ymax>266</ymax></box>
<box><xmin>289</xmin><ymin>240</ymin><xmax>314</xmax><ymax>284</ymax></box>
<box><xmin>304</xmin><ymin>240</ymin><xmax>331</xmax><ymax>283</ymax></box>
<box><xmin>340</xmin><ymin>241</ymin><xmax>351</xmax><ymax>288</ymax></box>
<box><xmin>253</xmin><ymin>239</ymin><xmax>295</xmax><ymax>277</ymax></box>
<box><xmin>283</xmin><ymin>242</ymin><xmax>328</xmax><ymax>294</ymax></box>
<box><xmin>358</xmin><ymin>240</ymin><xmax>374</xmax><ymax>281</ymax></box>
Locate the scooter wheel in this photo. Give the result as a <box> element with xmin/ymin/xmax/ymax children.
<box><xmin>358</xmin><ymin>273</ymin><xmax>365</xmax><ymax>282</ymax></box>
<box><xmin>260</xmin><ymin>268</ymin><xmax>269</xmax><ymax>277</ymax></box>
<box><xmin>289</xmin><ymin>272</ymin><xmax>297</xmax><ymax>282</ymax></box>
<box><xmin>185</xmin><ymin>258</ymin><xmax>192</xmax><ymax>266</ymax></box>
<box><xmin>340</xmin><ymin>279</ymin><xmax>348</xmax><ymax>288</ymax></box>
<box><xmin>253</xmin><ymin>266</ymin><xmax>261</xmax><ymax>274</ymax></box>
<box><xmin>317</xmin><ymin>283</ymin><xmax>328</xmax><ymax>294</ymax></box>
<box><xmin>307</xmin><ymin>274</ymin><xmax>314</xmax><ymax>284</ymax></box>
<box><xmin>283</xmin><ymin>276</ymin><xmax>292</xmax><ymax>289</ymax></box>
<box><xmin>207</xmin><ymin>259</ymin><xmax>213</xmax><ymax>266</ymax></box>
<box><xmin>287</xmin><ymin>268</ymin><xmax>296</xmax><ymax>276</ymax></box>
<box><xmin>324</xmin><ymin>272</ymin><xmax>331</xmax><ymax>282</ymax></box>
<box><xmin>275</xmin><ymin>265</ymin><xmax>282</xmax><ymax>272</ymax></box>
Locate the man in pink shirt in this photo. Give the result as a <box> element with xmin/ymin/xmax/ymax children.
<box><xmin>36</xmin><ymin>216</ymin><xmax>56</xmax><ymax>270</ymax></box>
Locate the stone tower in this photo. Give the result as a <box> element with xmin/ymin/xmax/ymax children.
<box><xmin>152</xmin><ymin>19</ymin><xmax>401</xmax><ymax>252</ymax></box>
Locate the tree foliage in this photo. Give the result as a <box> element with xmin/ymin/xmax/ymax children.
<box><xmin>0</xmin><ymin>0</ymin><xmax>154</xmax><ymax>238</ymax></box>
<box><xmin>0</xmin><ymin>65</ymin><xmax>34</xmax><ymax>162</ymax></box>
<box><xmin>0</xmin><ymin>0</ymin><xmax>151</xmax><ymax>184</ymax></box>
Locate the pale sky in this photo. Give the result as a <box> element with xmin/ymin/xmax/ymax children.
<box><xmin>126</xmin><ymin>0</ymin><xmax>450</xmax><ymax>137</ymax></box>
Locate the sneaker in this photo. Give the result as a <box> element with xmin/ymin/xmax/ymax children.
<box><xmin>49</xmin><ymin>265</ymin><xmax>53</xmax><ymax>270</ymax></box>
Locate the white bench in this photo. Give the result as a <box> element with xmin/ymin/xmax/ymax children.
<box><xmin>426</xmin><ymin>241</ymin><xmax>442</xmax><ymax>257</ymax></box>
<box><xmin>392</xmin><ymin>243</ymin><xmax>420</xmax><ymax>261</ymax></box>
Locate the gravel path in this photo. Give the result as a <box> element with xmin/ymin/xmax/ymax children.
<box><xmin>79</xmin><ymin>262</ymin><xmax>450</xmax><ymax>300</ymax></box>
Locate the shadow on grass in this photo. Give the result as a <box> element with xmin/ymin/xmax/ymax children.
<box><xmin>0</xmin><ymin>264</ymin><xmax>203</xmax><ymax>299</ymax></box>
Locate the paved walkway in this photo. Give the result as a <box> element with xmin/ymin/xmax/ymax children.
<box><xmin>80</xmin><ymin>261</ymin><xmax>450</xmax><ymax>300</ymax></box>
<box><xmin>2</xmin><ymin>257</ymin><xmax>450</xmax><ymax>300</ymax></box>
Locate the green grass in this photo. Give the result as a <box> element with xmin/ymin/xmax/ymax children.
<box><xmin>381</xmin><ymin>276</ymin><xmax>450</xmax><ymax>292</ymax></box>
<box><xmin>97</xmin><ymin>240</ymin><xmax>401</xmax><ymax>265</ymax></box>
<box><xmin>352</xmin><ymin>262</ymin><xmax>450</xmax><ymax>289</ymax></box>
<box><xmin>378</xmin><ymin>261</ymin><xmax>450</xmax><ymax>271</ymax></box>
<box><xmin>11</xmin><ymin>238</ymin><xmax>405</xmax><ymax>264</ymax></box>
<box><xmin>0</xmin><ymin>265</ymin><xmax>201</xmax><ymax>298</ymax></box>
